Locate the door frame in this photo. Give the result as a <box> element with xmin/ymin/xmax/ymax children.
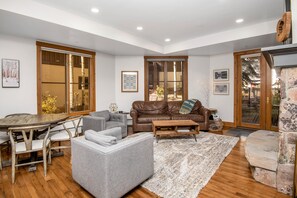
<box><xmin>234</xmin><ymin>49</ymin><xmax>267</xmax><ymax>129</ymax></box>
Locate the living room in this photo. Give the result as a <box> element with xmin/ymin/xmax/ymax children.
<box><xmin>0</xmin><ymin>0</ymin><xmax>297</xmax><ymax>197</ymax></box>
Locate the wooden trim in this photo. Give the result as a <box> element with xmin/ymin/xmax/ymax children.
<box><xmin>144</xmin><ymin>59</ymin><xmax>149</xmax><ymax>101</ymax></box>
<box><xmin>90</xmin><ymin>56</ymin><xmax>96</xmax><ymax>112</ymax></box>
<box><xmin>223</xmin><ymin>121</ymin><xmax>235</xmax><ymax>130</ymax></box>
<box><xmin>36</xmin><ymin>45</ymin><xmax>42</xmax><ymax>114</ymax></box>
<box><xmin>259</xmin><ymin>54</ymin><xmax>267</xmax><ymax>129</ymax></box>
<box><xmin>183</xmin><ymin>59</ymin><xmax>188</xmax><ymax>100</ymax></box>
<box><xmin>233</xmin><ymin>49</ymin><xmax>261</xmax><ymax>56</ymax></box>
<box><xmin>36</xmin><ymin>42</ymin><xmax>96</xmax><ymax>116</ymax></box>
<box><xmin>143</xmin><ymin>56</ymin><xmax>188</xmax><ymax>101</ymax></box>
<box><xmin>233</xmin><ymin>53</ymin><xmax>239</xmax><ymax>127</ymax></box>
<box><xmin>144</xmin><ymin>56</ymin><xmax>188</xmax><ymax>60</ymax></box>
<box><xmin>36</xmin><ymin>41</ymin><xmax>95</xmax><ymax>56</ymax></box>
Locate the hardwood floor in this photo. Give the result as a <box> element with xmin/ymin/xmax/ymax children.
<box><xmin>0</xmin><ymin>132</ymin><xmax>290</xmax><ymax>198</ymax></box>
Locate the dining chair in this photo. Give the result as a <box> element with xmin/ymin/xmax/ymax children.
<box><xmin>5</xmin><ymin>113</ymin><xmax>31</xmax><ymax>142</ymax></box>
<box><xmin>8</xmin><ymin>124</ymin><xmax>51</xmax><ymax>183</ymax></box>
<box><xmin>40</xmin><ymin>116</ymin><xmax>82</xmax><ymax>164</ymax></box>
<box><xmin>0</xmin><ymin>131</ymin><xmax>10</xmax><ymax>170</ymax></box>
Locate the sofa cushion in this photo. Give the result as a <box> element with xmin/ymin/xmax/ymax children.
<box><xmin>132</xmin><ymin>101</ymin><xmax>168</xmax><ymax>115</ymax></box>
<box><xmin>85</xmin><ymin>130</ymin><xmax>117</xmax><ymax>146</ymax></box>
<box><xmin>106</xmin><ymin>121</ymin><xmax>125</xmax><ymax>129</ymax></box>
<box><xmin>171</xmin><ymin>114</ymin><xmax>205</xmax><ymax>122</ymax></box>
<box><xmin>90</xmin><ymin>110</ymin><xmax>110</xmax><ymax>121</ymax></box>
<box><xmin>137</xmin><ymin>114</ymin><xmax>171</xmax><ymax>123</ymax></box>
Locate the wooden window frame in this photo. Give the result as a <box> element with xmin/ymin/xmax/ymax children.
<box><xmin>144</xmin><ymin>56</ymin><xmax>188</xmax><ymax>101</ymax></box>
<box><xmin>36</xmin><ymin>41</ymin><xmax>96</xmax><ymax>116</ymax></box>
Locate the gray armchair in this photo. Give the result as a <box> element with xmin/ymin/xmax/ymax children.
<box><xmin>71</xmin><ymin>128</ymin><xmax>154</xmax><ymax>198</ymax></box>
<box><xmin>83</xmin><ymin>110</ymin><xmax>127</xmax><ymax>137</ymax></box>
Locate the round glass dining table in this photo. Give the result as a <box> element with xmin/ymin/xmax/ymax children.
<box><xmin>0</xmin><ymin>114</ymin><xmax>69</xmax><ymax>129</ymax></box>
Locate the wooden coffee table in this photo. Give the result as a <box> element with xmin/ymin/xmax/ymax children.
<box><xmin>152</xmin><ymin>120</ymin><xmax>200</xmax><ymax>142</ymax></box>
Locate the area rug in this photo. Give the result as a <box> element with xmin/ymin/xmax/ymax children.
<box><xmin>141</xmin><ymin>132</ymin><xmax>239</xmax><ymax>198</ymax></box>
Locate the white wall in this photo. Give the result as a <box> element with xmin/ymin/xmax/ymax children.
<box><xmin>0</xmin><ymin>34</ymin><xmax>116</xmax><ymax>117</ymax></box>
<box><xmin>115</xmin><ymin>56</ymin><xmax>144</xmax><ymax>112</ymax></box>
<box><xmin>0</xmin><ymin>34</ymin><xmax>37</xmax><ymax>118</ymax></box>
<box><xmin>188</xmin><ymin>56</ymin><xmax>210</xmax><ymax>107</ymax></box>
<box><xmin>95</xmin><ymin>53</ymin><xmax>116</xmax><ymax>110</ymax></box>
<box><xmin>114</xmin><ymin>56</ymin><xmax>211</xmax><ymax>112</ymax></box>
<box><xmin>209</xmin><ymin>53</ymin><xmax>234</xmax><ymax>122</ymax></box>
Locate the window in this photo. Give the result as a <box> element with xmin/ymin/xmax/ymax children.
<box><xmin>36</xmin><ymin>42</ymin><xmax>95</xmax><ymax>115</ymax></box>
<box><xmin>144</xmin><ymin>56</ymin><xmax>188</xmax><ymax>101</ymax></box>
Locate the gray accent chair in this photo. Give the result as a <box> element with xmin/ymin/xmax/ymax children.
<box><xmin>83</xmin><ymin>110</ymin><xmax>127</xmax><ymax>137</ymax></box>
<box><xmin>71</xmin><ymin>127</ymin><xmax>154</xmax><ymax>198</ymax></box>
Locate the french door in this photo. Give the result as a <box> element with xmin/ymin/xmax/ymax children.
<box><xmin>234</xmin><ymin>50</ymin><xmax>280</xmax><ymax>131</ymax></box>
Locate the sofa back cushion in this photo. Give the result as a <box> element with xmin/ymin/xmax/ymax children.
<box><xmin>168</xmin><ymin>100</ymin><xmax>202</xmax><ymax>114</ymax></box>
<box><xmin>132</xmin><ymin>101</ymin><xmax>168</xmax><ymax>115</ymax></box>
<box><xmin>90</xmin><ymin>110</ymin><xmax>110</xmax><ymax>121</ymax></box>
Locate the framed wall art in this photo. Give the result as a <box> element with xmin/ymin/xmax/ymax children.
<box><xmin>2</xmin><ymin>59</ymin><xmax>20</xmax><ymax>88</ymax></box>
<box><xmin>213</xmin><ymin>83</ymin><xmax>229</xmax><ymax>95</ymax></box>
<box><xmin>121</xmin><ymin>71</ymin><xmax>138</xmax><ymax>92</ymax></box>
<box><xmin>213</xmin><ymin>69</ymin><xmax>229</xmax><ymax>81</ymax></box>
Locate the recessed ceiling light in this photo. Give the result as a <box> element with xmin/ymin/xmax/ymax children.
<box><xmin>236</xmin><ymin>18</ymin><xmax>244</xmax><ymax>23</ymax></box>
<box><xmin>91</xmin><ymin>7</ymin><xmax>99</xmax><ymax>13</ymax></box>
<box><xmin>136</xmin><ymin>26</ymin><xmax>143</xmax><ymax>31</ymax></box>
<box><xmin>165</xmin><ymin>38</ymin><xmax>171</xmax><ymax>42</ymax></box>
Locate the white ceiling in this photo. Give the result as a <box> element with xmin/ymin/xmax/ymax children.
<box><xmin>0</xmin><ymin>0</ymin><xmax>285</xmax><ymax>55</ymax></box>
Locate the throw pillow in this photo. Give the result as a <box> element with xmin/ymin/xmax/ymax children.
<box><xmin>100</xmin><ymin>127</ymin><xmax>122</xmax><ymax>140</ymax></box>
<box><xmin>179</xmin><ymin>99</ymin><xmax>198</xmax><ymax>114</ymax></box>
<box><xmin>85</xmin><ymin>130</ymin><xmax>117</xmax><ymax>146</ymax></box>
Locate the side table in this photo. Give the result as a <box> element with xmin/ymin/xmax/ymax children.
<box><xmin>208</xmin><ymin>108</ymin><xmax>224</xmax><ymax>133</ymax></box>
<box><xmin>117</xmin><ymin>111</ymin><xmax>133</xmax><ymax>135</ymax></box>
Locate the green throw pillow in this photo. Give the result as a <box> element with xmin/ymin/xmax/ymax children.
<box><xmin>179</xmin><ymin>99</ymin><xmax>197</xmax><ymax>114</ymax></box>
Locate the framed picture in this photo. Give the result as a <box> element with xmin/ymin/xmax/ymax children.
<box><xmin>2</xmin><ymin>59</ymin><xmax>20</xmax><ymax>88</ymax></box>
<box><xmin>121</xmin><ymin>71</ymin><xmax>138</xmax><ymax>92</ymax></box>
<box><xmin>213</xmin><ymin>83</ymin><xmax>229</xmax><ymax>95</ymax></box>
<box><xmin>213</xmin><ymin>69</ymin><xmax>229</xmax><ymax>81</ymax></box>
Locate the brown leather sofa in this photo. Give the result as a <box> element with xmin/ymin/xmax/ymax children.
<box><xmin>130</xmin><ymin>100</ymin><xmax>210</xmax><ymax>132</ymax></box>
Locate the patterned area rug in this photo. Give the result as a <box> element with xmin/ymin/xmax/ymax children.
<box><xmin>141</xmin><ymin>132</ymin><xmax>239</xmax><ymax>198</ymax></box>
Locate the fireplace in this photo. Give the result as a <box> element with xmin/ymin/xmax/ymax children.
<box><xmin>261</xmin><ymin>26</ymin><xmax>297</xmax><ymax>197</ymax></box>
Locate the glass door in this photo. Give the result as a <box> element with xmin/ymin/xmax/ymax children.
<box><xmin>266</xmin><ymin>68</ymin><xmax>281</xmax><ymax>131</ymax></box>
<box><xmin>239</xmin><ymin>53</ymin><xmax>263</xmax><ymax>128</ymax></box>
<box><xmin>235</xmin><ymin>50</ymin><xmax>280</xmax><ymax>131</ymax></box>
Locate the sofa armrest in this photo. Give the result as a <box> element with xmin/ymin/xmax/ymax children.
<box><xmin>71</xmin><ymin>133</ymin><xmax>154</xmax><ymax>198</ymax></box>
<box><xmin>130</xmin><ymin>109</ymin><xmax>138</xmax><ymax>117</ymax></box>
<box><xmin>82</xmin><ymin>116</ymin><xmax>106</xmax><ymax>132</ymax></box>
<box><xmin>199</xmin><ymin>106</ymin><xmax>211</xmax><ymax>129</ymax></box>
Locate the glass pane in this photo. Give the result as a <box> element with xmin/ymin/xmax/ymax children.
<box><xmin>69</xmin><ymin>55</ymin><xmax>90</xmax><ymax>112</ymax></box>
<box><xmin>42</xmin><ymin>64</ymin><xmax>65</xmax><ymax>83</ymax></box>
<box><xmin>271</xmin><ymin>69</ymin><xmax>281</xmax><ymax>127</ymax></box>
<box><xmin>148</xmin><ymin>62</ymin><xmax>165</xmax><ymax>101</ymax></box>
<box><xmin>41</xmin><ymin>50</ymin><xmax>66</xmax><ymax>114</ymax></box>
<box><xmin>241</xmin><ymin>55</ymin><xmax>261</xmax><ymax>124</ymax></box>
<box><xmin>167</xmin><ymin>82</ymin><xmax>183</xmax><ymax>101</ymax></box>
<box><xmin>69</xmin><ymin>83</ymin><xmax>90</xmax><ymax>112</ymax></box>
<box><xmin>41</xmin><ymin>83</ymin><xmax>66</xmax><ymax>114</ymax></box>
<box><xmin>167</xmin><ymin>61</ymin><xmax>183</xmax><ymax>81</ymax></box>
